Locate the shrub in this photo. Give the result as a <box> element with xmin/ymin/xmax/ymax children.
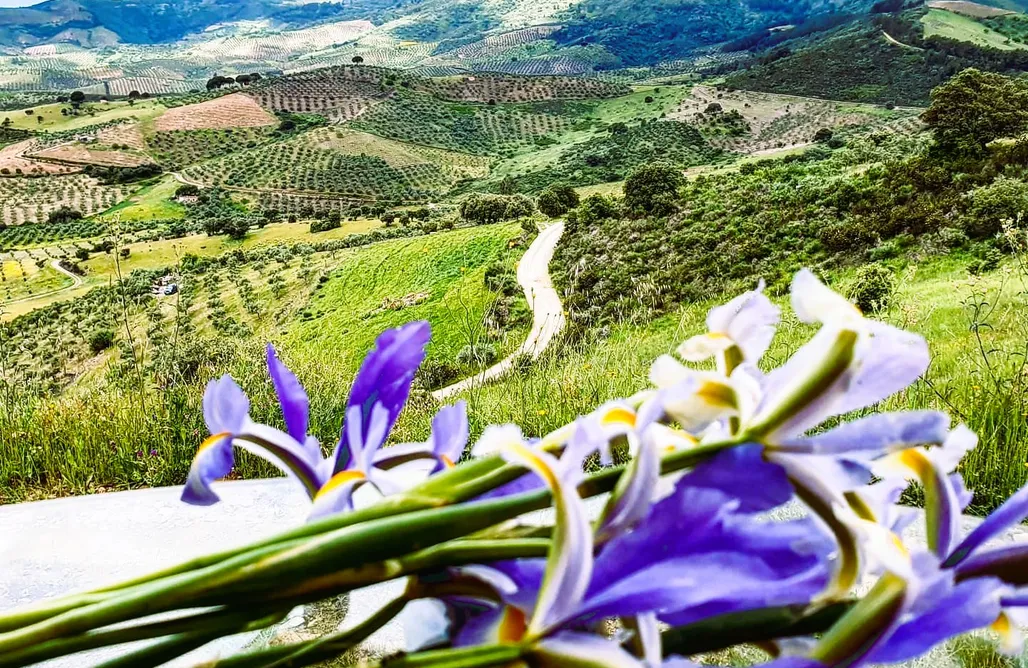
<box><xmin>537</xmin><ymin>184</ymin><xmax>580</xmax><ymax>218</ymax></box>
<box><xmin>47</xmin><ymin>207</ymin><xmax>83</xmax><ymax>225</ymax></box>
<box><xmin>936</xmin><ymin>226</ymin><xmax>969</xmax><ymax>250</ymax></box>
<box><xmin>848</xmin><ymin>264</ymin><xmax>895</xmax><ymax>313</ymax></box>
<box><xmin>819</xmin><ymin>219</ymin><xmax>877</xmax><ymax>253</ymax></box>
<box><xmin>456</xmin><ymin>343</ymin><xmax>497</xmax><ymax>368</ymax></box>
<box><xmin>416</xmin><ymin>360</ymin><xmax>461</xmax><ymax>390</ymax></box>
<box><xmin>88</xmin><ymin>329</ymin><xmax>115</xmax><ymax>354</ymax></box>
<box><xmin>968</xmin><ymin>245</ymin><xmax>1003</xmax><ymax>275</ymax></box>
<box><xmin>460</xmin><ymin>194</ymin><xmax>535</xmax><ymax>225</ymax></box>
<box><xmin>963</xmin><ymin>177</ymin><xmax>1028</xmax><ymax>239</ymax></box>
<box><xmin>623</xmin><ymin>163</ymin><xmax>683</xmax><ymax>217</ymax></box>
<box><xmin>813</xmin><ymin>128</ymin><xmax>834</xmax><ymax>143</ymax></box>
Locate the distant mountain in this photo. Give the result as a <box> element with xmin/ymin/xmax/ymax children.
<box><xmin>0</xmin><ymin>0</ymin><xmax>886</xmax><ymax>56</ymax></box>
<box><xmin>0</xmin><ymin>0</ymin><xmax>400</xmax><ymax>45</ymax></box>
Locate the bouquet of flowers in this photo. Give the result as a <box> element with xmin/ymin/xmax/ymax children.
<box><xmin>1</xmin><ymin>270</ymin><xmax>1026</xmax><ymax>668</ymax></box>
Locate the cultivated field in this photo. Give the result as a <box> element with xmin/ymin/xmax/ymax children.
<box><xmin>27</xmin><ymin>144</ymin><xmax>151</xmax><ymax>168</ymax></box>
<box><xmin>921</xmin><ymin>7</ymin><xmax>1028</xmax><ymax>50</ymax></box>
<box><xmin>181</xmin><ymin>127</ymin><xmax>460</xmax><ymax>201</ymax></box>
<box><xmin>0</xmin><ymin>174</ymin><xmax>130</xmax><ymax>226</ymax></box>
<box><xmin>153</xmin><ymin>93</ymin><xmax>278</xmax><ymax>131</ymax></box>
<box><xmin>0</xmin><ymin>139</ymin><xmax>78</xmax><ymax>176</ymax></box>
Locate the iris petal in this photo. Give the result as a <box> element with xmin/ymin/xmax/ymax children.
<box><xmin>266</xmin><ymin>344</ymin><xmax>311</xmax><ymax>446</ymax></box>
<box><xmin>498</xmin><ymin>442</ymin><xmax>593</xmax><ymax>637</ymax></box>
<box><xmin>429</xmin><ymin>402</ymin><xmax>470</xmax><ymax>473</ymax></box>
<box><xmin>532</xmin><ymin>631</ymin><xmax>646</xmax><ymax>668</ymax></box>
<box><xmin>866</xmin><ymin>578</ymin><xmax>1007</xmax><ymax>664</ymax></box>
<box><xmin>181</xmin><ymin>432</ymin><xmax>234</xmax><ymax>506</ymax></box>
<box><xmin>335</xmin><ymin>321</ymin><xmax>430</xmax><ymax>474</ymax></box>
<box><xmin>203</xmin><ymin>375</ymin><xmax>250</xmax><ymax>435</ymax></box>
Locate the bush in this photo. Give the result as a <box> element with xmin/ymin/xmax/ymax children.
<box><xmin>963</xmin><ymin>177</ymin><xmax>1028</xmax><ymax>239</ymax></box>
<box><xmin>460</xmin><ymin>194</ymin><xmax>535</xmax><ymax>225</ymax></box>
<box><xmin>537</xmin><ymin>184</ymin><xmax>580</xmax><ymax>218</ymax></box>
<box><xmin>456</xmin><ymin>343</ymin><xmax>498</xmax><ymax>368</ymax></box>
<box><xmin>968</xmin><ymin>245</ymin><xmax>1004</xmax><ymax>275</ymax></box>
<box><xmin>848</xmin><ymin>264</ymin><xmax>895</xmax><ymax>313</ymax></box>
<box><xmin>416</xmin><ymin>360</ymin><xmax>462</xmax><ymax>390</ymax></box>
<box><xmin>47</xmin><ymin>207</ymin><xmax>83</xmax><ymax>225</ymax></box>
<box><xmin>623</xmin><ymin>163</ymin><xmax>683</xmax><ymax>217</ymax></box>
<box><xmin>88</xmin><ymin>329</ymin><xmax>115</xmax><ymax>354</ymax></box>
<box><xmin>310</xmin><ymin>216</ymin><xmax>342</xmax><ymax>234</ymax></box>
<box><xmin>819</xmin><ymin>219</ymin><xmax>877</xmax><ymax>253</ymax></box>
<box><xmin>814</xmin><ymin>128</ymin><xmax>834</xmax><ymax>143</ymax></box>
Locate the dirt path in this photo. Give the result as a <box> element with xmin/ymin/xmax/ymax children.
<box><xmin>882</xmin><ymin>31</ymin><xmax>925</xmax><ymax>51</ymax></box>
<box><xmin>431</xmin><ymin>222</ymin><xmax>566</xmax><ymax>401</ymax></box>
<box><xmin>1</xmin><ymin>259</ymin><xmax>84</xmax><ymax>308</ymax></box>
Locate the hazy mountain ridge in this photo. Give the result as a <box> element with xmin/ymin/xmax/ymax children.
<box><xmin>0</xmin><ymin>0</ymin><xmax>886</xmax><ymax>54</ymax></box>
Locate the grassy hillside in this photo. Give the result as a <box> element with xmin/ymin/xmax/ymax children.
<box><xmin>922</xmin><ymin>7</ymin><xmax>1028</xmax><ymax>48</ymax></box>
<box><xmin>0</xmin><ymin>221</ymin><xmax>530</xmax><ymax>500</ymax></box>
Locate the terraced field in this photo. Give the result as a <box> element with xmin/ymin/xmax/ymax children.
<box><xmin>153</xmin><ymin>93</ymin><xmax>278</xmax><ymax>131</ymax></box>
<box><xmin>672</xmin><ymin>86</ymin><xmax>921</xmax><ymax>153</ymax></box>
<box><xmin>248</xmin><ymin>68</ymin><xmax>393</xmax><ymax>122</ymax></box>
<box><xmin>180</xmin><ymin>127</ymin><xmax>467</xmax><ymax>201</ymax></box>
<box><xmin>350</xmin><ymin>89</ymin><xmax>572</xmax><ymax>155</ymax></box>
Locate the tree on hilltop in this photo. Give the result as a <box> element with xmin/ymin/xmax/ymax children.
<box><xmin>352</xmin><ymin>55</ymin><xmax>364</xmax><ymax>65</ymax></box>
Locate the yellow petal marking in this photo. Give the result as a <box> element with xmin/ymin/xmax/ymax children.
<box><xmin>197</xmin><ymin>432</ymin><xmax>231</xmax><ymax>455</ymax></box>
<box><xmin>315</xmin><ymin>470</ymin><xmax>366</xmax><ymax>500</ymax></box>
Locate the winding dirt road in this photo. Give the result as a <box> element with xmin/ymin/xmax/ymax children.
<box><xmin>432</xmin><ymin>222</ymin><xmax>566</xmax><ymax>401</ymax></box>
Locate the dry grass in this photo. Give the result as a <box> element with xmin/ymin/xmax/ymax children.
<box><xmin>153</xmin><ymin>93</ymin><xmax>278</xmax><ymax>131</ymax></box>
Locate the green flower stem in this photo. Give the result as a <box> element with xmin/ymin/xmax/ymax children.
<box><xmin>0</xmin><ymin>606</ymin><xmax>289</xmax><ymax>668</ymax></box>
<box><xmin>224</xmin><ymin>539</ymin><xmax>552</xmax><ymax>609</ymax></box>
<box><xmin>370</xmin><ymin>644</ymin><xmax>524</xmax><ymax>668</ymax></box>
<box><xmin>660</xmin><ymin>601</ymin><xmax>854</xmax><ymax>657</ymax></box>
<box><xmin>0</xmin><ymin>438</ymin><xmax>742</xmax><ymax>662</ymax></box>
<box><xmin>810</xmin><ymin>574</ymin><xmax>907</xmax><ymax>667</ymax></box>
<box><xmin>95</xmin><ymin>457</ymin><xmax>510</xmax><ymax>596</ymax></box>
<box><xmin>0</xmin><ymin>494</ymin><xmax>550</xmax><ymax>655</ymax></box>
<box><xmin>208</xmin><ymin>595</ymin><xmax>413</xmax><ymax>668</ymax></box>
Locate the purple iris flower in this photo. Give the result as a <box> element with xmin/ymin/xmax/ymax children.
<box><xmin>181</xmin><ymin>322</ymin><xmax>470</xmax><ymax>520</ymax></box>
<box><xmin>412</xmin><ymin>427</ymin><xmax>834</xmax><ymax>667</ymax></box>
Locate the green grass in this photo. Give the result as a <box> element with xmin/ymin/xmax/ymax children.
<box><xmin>281</xmin><ymin>224</ymin><xmax>528</xmax><ymax>385</ymax></box>
<box><xmin>0</xmin><ymin>259</ymin><xmax>72</xmax><ymax>303</ymax></box>
<box><xmin>98</xmin><ymin>175</ymin><xmax>186</xmax><ymax>222</ymax></box>
<box><xmin>921</xmin><ymin>8</ymin><xmax>1028</xmax><ymax>50</ymax></box>
<box><xmin>0</xmin><ymin>100</ymin><xmax>164</xmax><ymax>133</ymax></box>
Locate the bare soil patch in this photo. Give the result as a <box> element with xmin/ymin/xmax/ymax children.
<box><xmin>0</xmin><ymin>140</ymin><xmax>78</xmax><ymax>176</ymax></box>
<box><xmin>154</xmin><ymin>92</ymin><xmax>278</xmax><ymax>131</ymax></box>
<box><xmin>29</xmin><ymin>145</ymin><xmax>151</xmax><ymax>168</ymax></box>
<box><xmin>98</xmin><ymin>123</ymin><xmax>148</xmax><ymax>151</ymax></box>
